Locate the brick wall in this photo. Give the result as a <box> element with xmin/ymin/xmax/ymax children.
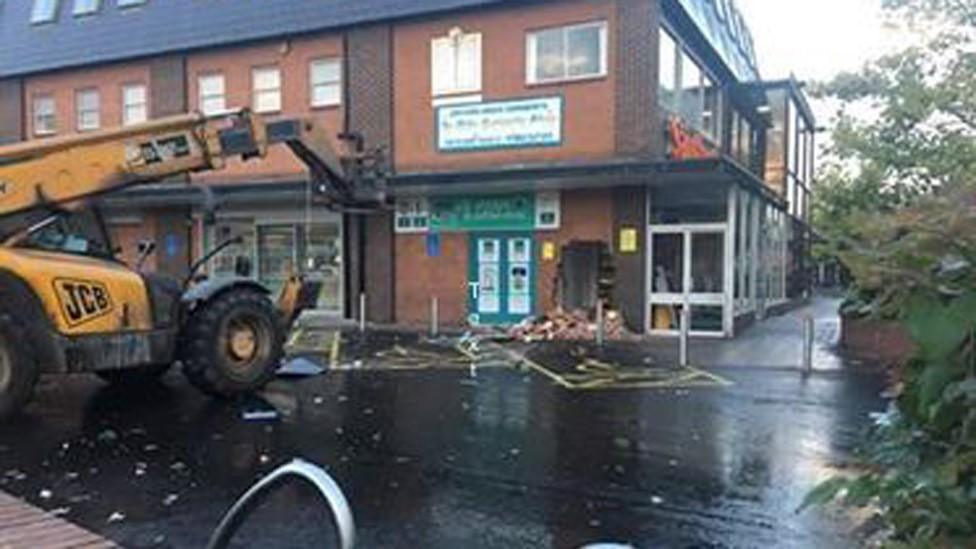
<box><xmin>614</xmin><ymin>0</ymin><xmax>657</xmax><ymax>157</ymax></box>
<box><xmin>186</xmin><ymin>34</ymin><xmax>345</xmax><ymax>184</ymax></box>
<box><xmin>611</xmin><ymin>185</ymin><xmax>647</xmax><ymax>330</ymax></box>
<box><xmin>150</xmin><ymin>56</ymin><xmax>187</xmax><ymax>118</ymax></box>
<box><xmin>537</xmin><ymin>189</ymin><xmax>615</xmax><ymax>313</ymax></box>
<box><xmin>0</xmin><ymin>78</ymin><xmax>23</xmax><ymax>145</ymax></box>
<box><xmin>347</xmin><ymin>24</ymin><xmax>396</xmax><ymax>323</ymax></box>
<box><xmin>392</xmin><ymin>0</ymin><xmax>618</xmax><ymax>173</ymax></box>
<box><xmin>23</xmin><ymin>62</ymin><xmax>151</xmax><ymax>138</ymax></box>
<box><xmin>395</xmin><ymin>232</ymin><xmax>470</xmax><ymax>326</ymax></box>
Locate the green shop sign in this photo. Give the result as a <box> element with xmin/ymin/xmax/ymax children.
<box><xmin>430</xmin><ymin>194</ymin><xmax>536</xmax><ymax>231</ymax></box>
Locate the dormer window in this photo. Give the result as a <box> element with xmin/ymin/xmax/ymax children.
<box><xmin>30</xmin><ymin>0</ymin><xmax>60</xmax><ymax>24</ymax></box>
<box><xmin>73</xmin><ymin>0</ymin><xmax>99</xmax><ymax>16</ymax></box>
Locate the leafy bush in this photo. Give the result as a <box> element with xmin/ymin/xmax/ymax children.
<box><xmin>803</xmin><ymin>191</ymin><xmax>976</xmax><ymax>547</ymax></box>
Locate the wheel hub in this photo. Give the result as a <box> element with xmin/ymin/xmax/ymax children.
<box><xmin>227</xmin><ymin>321</ymin><xmax>258</xmax><ymax>363</ymax></box>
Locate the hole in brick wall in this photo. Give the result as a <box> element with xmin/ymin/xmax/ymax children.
<box><xmin>558</xmin><ymin>241</ymin><xmax>615</xmax><ymax>312</ymax></box>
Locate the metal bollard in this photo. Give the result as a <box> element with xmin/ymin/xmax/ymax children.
<box><xmin>430</xmin><ymin>296</ymin><xmax>440</xmax><ymax>337</ymax></box>
<box><xmin>679</xmin><ymin>307</ymin><xmax>690</xmax><ymax>367</ymax></box>
<box><xmin>802</xmin><ymin>315</ymin><xmax>814</xmax><ymax>375</ymax></box>
<box><xmin>596</xmin><ymin>299</ymin><xmax>605</xmax><ymax>347</ymax></box>
<box><xmin>359</xmin><ymin>293</ymin><xmax>367</xmax><ymax>334</ymax></box>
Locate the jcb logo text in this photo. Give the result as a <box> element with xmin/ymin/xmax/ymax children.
<box><xmin>53</xmin><ymin>279</ymin><xmax>114</xmax><ymax>327</ymax></box>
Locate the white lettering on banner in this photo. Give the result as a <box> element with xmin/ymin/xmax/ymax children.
<box><xmin>437</xmin><ymin>96</ymin><xmax>562</xmax><ymax>152</ymax></box>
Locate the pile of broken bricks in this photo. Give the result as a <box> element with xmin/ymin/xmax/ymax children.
<box><xmin>508</xmin><ymin>307</ymin><xmax>633</xmax><ymax>343</ymax></box>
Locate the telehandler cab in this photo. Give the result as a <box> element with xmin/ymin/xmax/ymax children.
<box><xmin>0</xmin><ymin>110</ymin><xmax>380</xmax><ymax>419</ymax></box>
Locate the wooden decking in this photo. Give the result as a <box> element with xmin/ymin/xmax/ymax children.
<box><xmin>0</xmin><ymin>491</ymin><xmax>116</xmax><ymax>548</ymax></box>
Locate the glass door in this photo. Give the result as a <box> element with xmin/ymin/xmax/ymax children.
<box><xmin>468</xmin><ymin>233</ymin><xmax>535</xmax><ymax>326</ymax></box>
<box><xmin>649</xmin><ymin>224</ymin><xmax>728</xmax><ymax>337</ymax></box>
<box><xmin>256</xmin><ymin>224</ymin><xmax>297</xmax><ymax>298</ymax></box>
<box><xmin>302</xmin><ymin>224</ymin><xmax>343</xmax><ymax>314</ymax></box>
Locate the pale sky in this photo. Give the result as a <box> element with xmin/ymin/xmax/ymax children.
<box><xmin>735</xmin><ymin>0</ymin><xmax>907</xmax><ymax>127</ymax></box>
<box><xmin>736</xmin><ymin>0</ymin><xmax>895</xmax><ymax>82</ymax></box>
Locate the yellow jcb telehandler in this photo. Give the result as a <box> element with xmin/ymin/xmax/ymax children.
<box><xmin>0</xmin><ymin>109</ymin><xmax>379</xmax><ymax>419</ymax></box>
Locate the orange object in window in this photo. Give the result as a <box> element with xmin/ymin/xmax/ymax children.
<box><xmin>668</xmin><ymin>117</ymin><xmax>717</xmax><ymax>160</ymax></box>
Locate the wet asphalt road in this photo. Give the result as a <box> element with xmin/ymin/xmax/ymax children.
<box><xmin>0</xmin><ymin>351</ymin><xmax>885</xmax><ymax>549</ymax></box>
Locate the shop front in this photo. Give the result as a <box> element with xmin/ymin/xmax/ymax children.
<box><xmin>647</xmin><ymin>176</ymin><xmax>790</xmax><ymax>338</ymax></box>
<box><xmin>206</xmin><ymin>206</ymin><xmax>345</xmax><ymax>316</ymax></box>
<box><xmin>394</xmin><ymin>191</ymin><xmax>561</xmax><ymax>327</ymax></box>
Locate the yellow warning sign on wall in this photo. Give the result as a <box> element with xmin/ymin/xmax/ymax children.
<box><xmin>542</xmin><ymin>241</ymin><xmax>557</xmax><ymax>261</ymax></box>
<box><xmin>620</xmin><ymin>228</ymin><xmax>638</xmax><ymax>253</ymax></box>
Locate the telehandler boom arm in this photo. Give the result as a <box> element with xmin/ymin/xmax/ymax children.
<box><xmin>0</xmin><ymin>110</ymin><xmax>355</xmax><ymax>241</ymax></box>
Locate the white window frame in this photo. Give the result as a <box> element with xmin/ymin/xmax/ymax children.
<box><xmin>198</xmin><ymin>73</ymin><xmax>226</xmax><ymax>115</ymax></box>
<box><xmin>32</xmin><ymin>95</ymin><xmax>56</xmax><ymax>136</ymax></box>
<box><xmin>75</xmin><ymin>88</ymin><xmax>100</xmax><ymax>132</ymax></box>
<box><xmin>526</xmin><ymin>20</ymin><xmax>608</xmax><ymax>85</ymax></box>
<box><xmin>73</xmin><ymin>0</ymin><xmax>99</xmax><ymax>16</ymax></box>
<box><xmin>121</xmin><ymin>83</ymin><xmax>148</xmax><ymax>126</ymax></box>
<box><xmin>394</xmin><ymin>198</ymin><xmax>430</xmax><ymax>234</ymax></box>
<box><xmin>431</xmin><ymin>28</ymin><xmax>483</xmax><ymax>97</ymax></box>
<box><xmin>309</xmin><ymin>58</ymin><xmax>342</xmax><ymax>108</ymax></box>
<box><xmin>535</xmin><ymin>192</ymin><xmax>561</xmax><ymax>230</ymax></box>
<box><xmin>252</xmin><ymin>66</ymin><xmax>282</xmax><ymax>114</ymax></box>
<box><xmin>31</xmin><ymin>0</ymin><xmax>60</xmax><ymax>24</ymax></box>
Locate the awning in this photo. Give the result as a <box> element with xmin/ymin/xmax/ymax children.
<box><xmin>391</xmin><ymin>156</ymin><xmax>787</xmax><ymax>211</ymax></box>
<box><xmin>101</xmin><ymin>156</ymin><xmax>788</xmax><ymax>214</ymax></box>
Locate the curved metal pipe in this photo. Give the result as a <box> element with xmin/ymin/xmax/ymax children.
<box><xmin>206</xmin><ymin>458</ymin><xmax>355</xmax><ymax>549</ymax></box>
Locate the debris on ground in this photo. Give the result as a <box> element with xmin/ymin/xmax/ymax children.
<box><xmin>242</xmin><ymin>409</ymin><xmax>279</xmax><ymax>421</ymax></box>
<box><xmin>276</xmin><ymin>356</ymin><xmax>327</xmax><ymax>377</ymax></box>
<box><xmin>97</xmin><ymin>429</ymin><xmax>119</xmax><ymax>443</ymax></box>
<box><xmin>508</xmin><ymin>308</ymin><xmax>633</xmax><ymax>342</ymax></box>
<box><xmin>107</xmin><ymin>511</ymin><xmax>126</xmax><ymax>523</ymax></box>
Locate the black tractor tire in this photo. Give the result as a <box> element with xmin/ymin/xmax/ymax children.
<box><xmin>179</xmin><ymin>289</ymin><xmax>283</xmax><ymax>398</ymax></box>
<box><xmin>0</xmin><ymin>313</ymin><xmax>40</xmax><ymax>420</ymax></box>
<box><xmin>95</xmin><ymin>363</ymin><xmax>172</xmax><ymax>386</ymax></box>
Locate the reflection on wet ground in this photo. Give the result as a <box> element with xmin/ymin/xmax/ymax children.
<box><xmin>0</xmin><ymin>354</ymin><xmax>884</xmax><ymax>548</ymax></box>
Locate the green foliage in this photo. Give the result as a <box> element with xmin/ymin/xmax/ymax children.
<box><xmin>807</xmin><ymin>188</ymin><xmax>976</xmax><ymax>546</ymax></box>
<box><xmin>813</xmin><ymin>0</ymin><xmax>976</xmax><ymax>253</ymax></box>
<box><xmin>806</xmin><ymin>1</ymin><xmax>976</xmax><ymax>544</ymax></box>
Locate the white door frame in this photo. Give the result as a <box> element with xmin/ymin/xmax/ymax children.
<box><xmin>647</xmin><ymin>222</ymin><xmax>731</xmax><ymax>338</ymax></box>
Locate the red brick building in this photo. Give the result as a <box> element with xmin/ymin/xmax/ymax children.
<box><xmin>0</xmin><ymin>0</ymin><xmax>816</xmax><ymax>337</ymax></box>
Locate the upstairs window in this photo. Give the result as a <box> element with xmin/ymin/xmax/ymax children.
<box><xmin>73</xmin><ymin>0</ymin><xmax>99</xmax><ymax>16</ymax></box>
<box><xmin>310</xmin><ymin>58</ymin><xmax>342</xmax><ymax>107</ymax></box>
<box><xmin>679</xmin><ymin>49</ymin><xmax>703</xmax><ymax>129</ymax></box>
<box><xmin>703</xmin><ymin>73</ymin><xmax>721</xmax><ymax>141</ymax></box>
<box><xmin>431</xmin><ymin>28</ymin><xmax>482</xmax><ymax>96</ymax></box>
<box><xmin>198</xmin><ymin>73</ymin><xmax>226</xmax><ymax>115</ymax></box>
<box><xmin>32</xmin><ymin>95</ymin><xmax>56</xmax><ymax>136</ymax></box>
<box><xmin>527</xmin><ymin>20</ymin><xmax>607</xmax><ymax>84</ymax></box>
<box><xmin>252</xmin><ymin>66</ymin><xmax>282</xmax><ymax>114</ymax></box>
<box><xmin>31</xmin><ymin>0</ymin><xmax>60</xmax><ymax>24</ymax></box>
<box><xmin>75</xmin><ymin>88</ymin><xmax>100</xmax><ymax>132</ymax></box>
<box><xmin>122</xmin><ymin>84</ymin><xmax>147</xmax><ymax>126</ymax></box>
<box><xmin>658</xmin><ymin>28</ymin><xmax>678</xmax><ymax>111</ymax></box>
<box><xmin>659</xmin><ymin>25</ymin><xmax>721</xmax><ymax>143</ymax></box>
